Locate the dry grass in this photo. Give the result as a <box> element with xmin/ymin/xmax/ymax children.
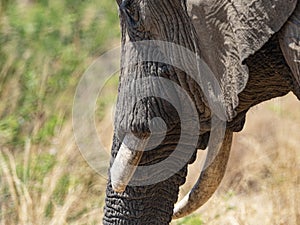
<box><xmin>0</xmin><ymin>122</ymin><xmax>107</xmax><ymax>225</ymax></box>
<box><xmin>1</xmin><ymin>93</ymin><xmax>298</xmax><ymax>225</ymax></box>
<box><xmin>175</xmin><ymin>93</ymin><xmax>300</xmax><ymax>225</ymax></box>
<box><xmin>96</xmin><ymin>93</ymin><xmax>300</xmax><ymax>225</ymax></box>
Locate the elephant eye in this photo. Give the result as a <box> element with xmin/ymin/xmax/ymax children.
<box><xmin>121</xmin><ymin>0</ymin><xmax>139</xmax><ymax>21</ymax></box>
<box><xmin>121</xmin><ymin>0</ymin><xmax>135</xmax><ymax>12</ymax></box>
<box><xmin>125</xmin><ymin>5</ymin><xmax>135</xmax><ymax>15</ymax></box>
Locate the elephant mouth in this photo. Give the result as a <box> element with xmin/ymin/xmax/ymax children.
<box><xmin>110</xmin><ymin>128</ymin><xmax>233</xmax><ymax>219</ymax></box>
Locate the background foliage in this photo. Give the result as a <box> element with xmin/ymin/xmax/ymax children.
<box><xmin>0</xmin><ymin>0</ymin><xmax>119</xmax><ymax>146</ymax></box>
<box><xmin>0</xmin><ymin>1</ymin><xmax>120</xmax><ymax>224</ymax></box>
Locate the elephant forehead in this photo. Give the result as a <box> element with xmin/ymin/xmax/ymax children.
<box><xmin>187</xmin><ymin>0</ymin><xmax>297</xmax><ymax>120</ymax></box>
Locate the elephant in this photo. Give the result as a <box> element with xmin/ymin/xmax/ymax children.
<box><xmin>103</xmin><ymin>0</ymin><xmax>300</xmax><ymax>224</ymax></box>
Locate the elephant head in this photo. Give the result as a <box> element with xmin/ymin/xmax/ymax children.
<box><xmin>103</xmin><ymin>0</ymin><xmax>300</xmax><ymax>224</ymax></box>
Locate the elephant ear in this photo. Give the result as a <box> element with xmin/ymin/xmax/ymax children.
<box><xmin>187</xmin><ymin>0</ymin><xmax>297</xmax><ymax>120</ymax></box>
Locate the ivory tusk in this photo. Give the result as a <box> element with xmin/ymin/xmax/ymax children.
<box><xmin>173</xmin><ymin>130</ymin><xmax>233</xmax><ymax>219</ymax></box>
<box><xmin>110</xmin><ymin>133</ymin><xmax>149</xmax><ymax>193</ymax></box>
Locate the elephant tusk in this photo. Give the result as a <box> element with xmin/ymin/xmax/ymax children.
<box><xmin>173</xmin><ymin>130</ymin><xmax>233</xmax><ymax>219</ymax></box>
<box><xmin>110</xmin><ymin>133</ymin><xmax>149</xmax><ymax>193</ymax></box>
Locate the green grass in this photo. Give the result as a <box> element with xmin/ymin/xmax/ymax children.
<box><xmin>0</xmin><ymin>0</ymin><xmax>120</xmax><ymax>146</ymax></box>
<box><xmin>96</xmin><ymin>73</ymin><xmax>119</xmax><ymax>121</ymax></box>
<box><xmin>175</xmin><ymin>215</ymin><xmax>203</xmax><ymax>225</ymax></box>
<box><xmin>0</xmin><ymin>1</ymin><xmax>119</xmax><ymax>224</ymax></box>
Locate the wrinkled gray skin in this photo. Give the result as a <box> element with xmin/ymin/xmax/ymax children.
<box><xmin>104</xmin><ymin>0</ymin><xmax>300</xmax><ymax>224</ymax></box>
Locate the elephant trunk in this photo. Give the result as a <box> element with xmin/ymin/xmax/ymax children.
<box><xmin>103</xmin><ymin>134</ymin><xmax>193</xmax><ymax>225</ymax></box>
<box><xmin>104</xmin><ymin>173</ymin><xmax>187</xmax><ymax>225</ymax></box>
<box><xmin>104</xmin><ymin>1</ymin><xmax>225</xmax><ymax>223</ymax></box>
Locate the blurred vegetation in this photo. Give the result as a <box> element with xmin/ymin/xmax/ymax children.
<box><xmin>0</xmin><ymin>0</ymin><xmax>119</xmax><ymax>147</ymax></box>
<box><xmin>0</xmin><ymin>0</ymin><xmax>120</xmax><ymax>224</ymax></box>
<box><xmin>175</xmin><ymin>215</ymin><xmax>203</xmax><ymax>225</ymax></box>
